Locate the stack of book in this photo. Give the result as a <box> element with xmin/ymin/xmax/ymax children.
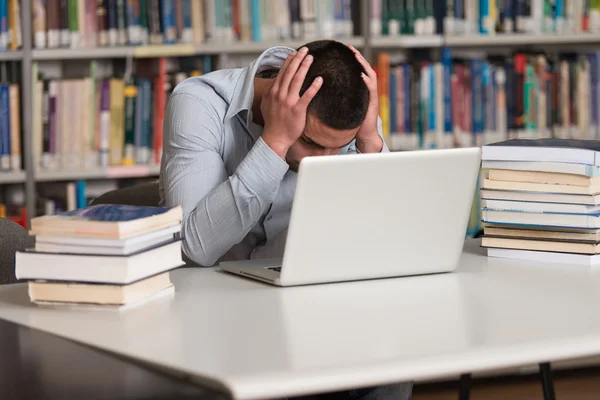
<box><xmin>480</xmin><ymin>138</ymin><xmax>600</xmax><ymax>265</ymax></box>
<box><xmin>15</xmin><ymin>204</ymin><xmax>185</xmax><ymax>310</ymax></box>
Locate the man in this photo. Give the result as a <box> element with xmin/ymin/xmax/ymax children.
<box><xmin>159</xmin><ymin>40</ymin><xmax>412</xmax><ymax>400</ymax></box>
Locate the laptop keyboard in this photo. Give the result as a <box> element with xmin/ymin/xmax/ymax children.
<box><xmin>266</xmin><ymin>267</ymin><xmax>282</xmax><ymax>273</ymax></box>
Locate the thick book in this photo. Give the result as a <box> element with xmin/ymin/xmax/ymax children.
<box><xmin>481</xmin><ymin>160</ymin><xmax>600</xmax><ymax>177</ymax></box>
<box><xmin>482</xmin><ymin>138</ymin><xmax>600</xmax><ymax>166</ymax></box>
<box><xmin>483</xmin><ymin>178</ymin><xmax>600</xmax><ymax>195</ymax></box>
<box><xmin>481</xmin><ymin>199</ymin><xmax>600</xmax><ymax>214</ymax></box>
<box><xmin>16</xmin><ymin>240</ymin><xmax>184</xmax><ymax>284</ymax></box>
<box><xmin>28</xmin><ymin>272</ymin><xmax>173</xmax><ymax>306</ymax></box>
<box><xmin>487</xmin><ymin>169</ymin><xmax>600</xmax><ymax>187</ymax></box>
<box><xmin>35</xmin><ymin>224</ymin><xmax>181</xmax><ymax>255</ymax></box>
<box><xmin>33</xmin><ymin>285</ymin><xmax>174</xmax><ymax>311</ymax></box>
<box><xmin>483</xmin><ymin>224</ymin><xmax>600</xmax><ymax>242</ymax></box>
<box><xmin>480</xmin><ymin>188</ymin><xmax>600</xmax><ymax>205</ymax></box>
<box><xmin>482</xmin><ymin>208</ymin><xmax>600</xmax><ymax>229</ymax></box>
<box><xmin>487</xmin><ymin>247</ymin><xmax>600</xmax><ymax>265</ymax></box>
<box><xmin>482</xmin><ymin>236</ymin><xmax>600</xmax><ymax>255</ymax></box>
<box><xmin>30</xmin><ymin>204</ymin><xmax>183</xmax><ymax>239</ymax></box>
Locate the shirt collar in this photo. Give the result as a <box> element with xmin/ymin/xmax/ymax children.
<box><xmin>224</xmin><ymin>46</ymin><xmax>295</xmax><ymax>125</ymax></box>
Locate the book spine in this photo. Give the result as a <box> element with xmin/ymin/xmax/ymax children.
<box><xmin>76</xmin><ymin>180</ymin><xmax>87</xmax><ymax>209</ymax></box>
<box><xmin>99</xmin><ymin>80</ymin><xmax>110</xmax><ymax>167</ymax></box>
<box><xmin>0</xmin><ymin>0</ymin><xmax>7</xmax><ymax>51</ymax></box>
<box><xmin>41</xmin><ymin>80</ymin><xmax>51</xmax><ymax>169</ymax></box>
<box><xmin>161</xmin><ymin>0</ymin><xmax>177</xmax><ymax>43</ymax></box>
<box><xmin>389</xmin><ymin>68</ymin><xmax>397</xmax><ymax>135</ymax></box>
<box><xmin>181</xmin><ymin>0</ymin><xmax>193</xmax><ymax>42</ymax></box>
<box><xmin>68</xmin><ymin>0</ymin><xmax>79</xmax><ymax>48</ymax></box>
<box><xmin>126</xmin><ymin>0</ymin><xmax>141</xmax><ymax>44</ymax></box>
<box><xmin>403</xmin><ymin>64</ymin><xmax>412</xmax><ymax>135</ymax></box>
<box><xmin>7</xmin><ymin>0</ymin><xmax>19</xmax><ymax>49</ymax></box>
<box><xmin>0</xmin><ymin>84</ymin><xmax>10</xmax><ymax>171</ymax></box>
<box><xmin>442</xmin><ymin>48</ymin><xmax>453</xmax><ymax>146</ymax></box>
<box><xmin>32</xmin><ymin>0</ymin><xmax>46</xmax><ymax>49</ymax></box>
<box><xmin>107</xmin><ymin>0</ymin><xmax>118</xmax><ymax>46</ymax></box>
<box><xmin>123</xmin><ymin>80</ymin><xmax>136</xmax><ymax>165</ymax></box>
<box><xmin>115</xmin><ymin>0</ymin><xmax>127</xmax><ymax>45</ymax></box>
<box><xmin>9</xmin><ymin>83</ymin><xmax>20</xmax><ymax>171</ymax></box>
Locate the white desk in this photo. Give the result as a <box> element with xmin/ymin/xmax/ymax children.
<box><xmin>1</xmin><ymin>240</ymin><xmax>600</xmax><ymax>399</ymax></box>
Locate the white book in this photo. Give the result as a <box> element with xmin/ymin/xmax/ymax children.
<box><xmin>481</xmin><ymin>160</ymin><xmax>600</xmax><ymax>176</ymax></box>
<box><xmin>16</xmin><ymin>241</ymin><xmax>184</xmax><ymax>285</ymax></box>
<box><xmin>35</xmin><ymin>225</ymin><xmax>182</xmax><ymax>256</ymax></box>
<box><xmin>481</xmin><ymin>199</ymin><xmax>600</xmax><ymax>215</ymax></box>
<box><xmin>487</xmin><ymin>247</ymin><xmax>600</xmax><ymax>266</ymax></box>
<box><xmin>482</xmin><ymin>139</ymin><xmax>600</xmax><ymax>167</ymax></box>
<box><xmin>480</xmin><ymin>188</ymin><xmax>600</xmax><ymax>205</ymax></box>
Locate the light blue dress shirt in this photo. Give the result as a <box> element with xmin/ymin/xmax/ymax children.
<box><xmin>159</xmin><ymin>46</ymin><xmax>388</xmax><ymax>267</ymax></box>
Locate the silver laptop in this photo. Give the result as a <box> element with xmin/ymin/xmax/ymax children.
<box><xmin>219</xmin><ymin>147</ymin><xmax>482</xmax><ymax>286</ymax></box>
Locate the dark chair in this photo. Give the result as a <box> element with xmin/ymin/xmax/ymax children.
<box><xmin>91</xmin><ymin>181</ymin><xmax>161</xmax><ymax>207</ymax></box>
<box><xmin>0</xmin><ymin>219</ymin><xmax>35</xmax><ymax>285</ymax></box>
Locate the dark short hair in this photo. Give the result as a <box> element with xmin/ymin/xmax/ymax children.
<box><xmin>298</xmin><ymin>40</ymin><xmax>369</xmax><ymax>131</ymax></box>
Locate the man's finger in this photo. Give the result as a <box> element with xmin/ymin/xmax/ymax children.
<box><xmin>288</xmin><ymin>54</ymin><xmax>314</xmax><ymax>98</ymax></box>
<box><xmin>279</xmin><ymin>47</ymin><xmax>309</xmax><ymax>95</ymax></box>
<box><xmin>298</xmin><ymin>76</ymin><xmax>323</xmax><ymax>109</ymax></box>
<box><xmin>351</xmin><ymin>47</ymin><xmax>377</xmax><ymax>80</ymax></box>
<box><xmin>272</xmin><ymin>51</ymin><xmax>297</xmax><ymax>91</ymax></box>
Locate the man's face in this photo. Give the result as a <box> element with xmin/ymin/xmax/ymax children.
<box><xmin>285</xmin><ymin>114</ymin><xmax>359</xmax><ymax>172</ymax></box>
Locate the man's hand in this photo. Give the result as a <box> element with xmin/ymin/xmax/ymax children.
<box><xmin>349</xmin><ymin>45</ymin><xmax>384</xmax><ymax>153</ymax></box>
<box><xmin>261</xmin><ymin>47</ymin><xmax>324</xmax><ymax>159</ymax></box>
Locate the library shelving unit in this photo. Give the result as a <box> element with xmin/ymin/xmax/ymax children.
<box><xmin>2</xmin><ymin>0</ymin><xmax>600</xmax><ymax>226</ymax></box>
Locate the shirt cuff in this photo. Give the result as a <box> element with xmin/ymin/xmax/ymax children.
<box><xmin>235</xmin><ymin>136</ymin><xmax>289</xmax><ymax>200</ymax></box>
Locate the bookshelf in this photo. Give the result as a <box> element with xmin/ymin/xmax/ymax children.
<box><xmin>1</xmin><ymin>0</ymin><xmax>600</xmax><ymax>227</ymax></box>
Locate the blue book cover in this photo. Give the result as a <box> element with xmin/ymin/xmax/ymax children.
<box><xmin>107</xmin><ymin>0</ymin><xmax>118</xmax><ymax>31</ymax></box>
<box><xmin>389</xmin><ymin>69</ymin><xmax>397</xmax><ymax>135</ymax></box>
<box><xmin>138</xmin><ymin>78</ymin><xmax>151</xmax><ymax>158</ymax></box>
<box><xmin>403</xmin><ymin>64</ymin><xmax>412</xmax><ymax>133</ymax></box>
<box><xmin>455</xmin><ymin>0</ymin><xmax>464</xmax><ymax>21</ymax></box>
<box><xmin>126</xmin><ymin>0</ymin><xmax>141</xmax><ymax>44</ymax></box>
<box><xmin>442</xmin><ymin>48</ymin><xmax>453</xmax><ymax>136</ymax></box>
<box><xmin>491</xmin><ymin>65</ymin><xmax>497</xmax><ymax>134</ymax></box>
<box><xmin>479</xmin><ymin>0</ymin><xmax>490</xmax><ymax>33</ymax></box>
<box><xmin>161</xmin><ymin>0</ymin><xmax>176</xmax><ymax>44</ymax></box>
<box><xmin>49</xmin><ymin>204</ymin><xmax>178</xmax><ymax>222</ymax></box>
<box><xmin>471</xmin><ymin>59</ymin><xmax>484</xmax><ymax>144</ymax></box>
<box><xmin>428</xmin><ymin>64</ymin><xmax>435</xmax><ymax>145</ymax></box>
<box><xmin>203</xmin><ymin>55</ymin><xmax>212</xmax><ymax>74</ymax></box>
<box><xmin>182</xmin><ymin>0</ymin><xmax>192</xmax><ymax>32</ymax></box>
<box><xmin>250</xmin><ymin>0</ymin><xmax>261</xmax><ymax>41</ymax></box>
<box><xmin>482</xmin><ymin>62</ymin><xmax>491</xmax><ymax>134</ymax></box>
<box><xmin>76</xmin><ymin>180</ymin><xmax>87</xmax><ymax>209</ymax></box>
<box><xmin>0</xmin><ymin>84</ymin><xmax>10</xmax><ymax>171</ymax></box>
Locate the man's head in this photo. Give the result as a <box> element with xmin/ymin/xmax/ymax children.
<box><xmin>285</xmin><ymin>40</ymin><xmax>370</xmax><ymax>171</ymax></box>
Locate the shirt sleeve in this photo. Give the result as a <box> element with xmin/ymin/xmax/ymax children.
<box><xmin>343</xmin><ymin>116</ymin><xmax>389</xmax><ymax>154</ymax></box>
<box><xmin>161</xmin><ymin>93</ymin><xmax>289</xmax><ymax>266</ymax></box>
